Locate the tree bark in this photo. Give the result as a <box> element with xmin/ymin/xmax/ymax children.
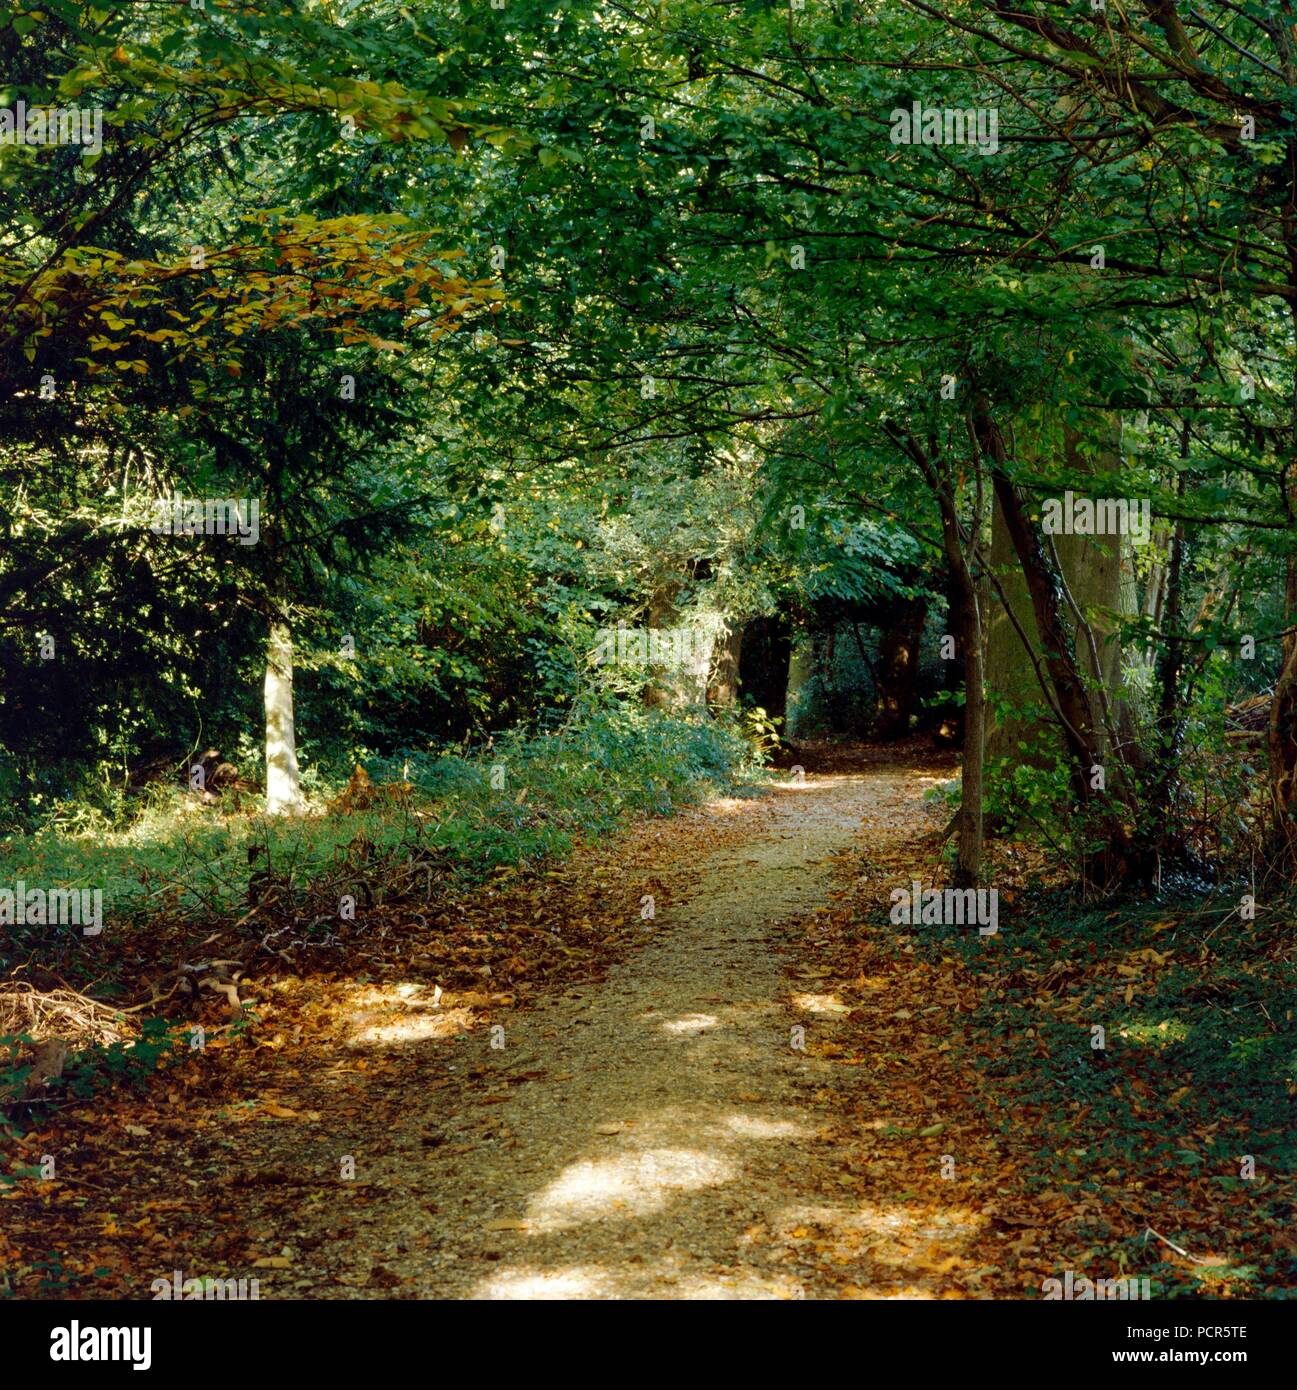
<box><xmin>264</xmin><ymin>612</ymin><xmax>304</xmax><ymax>816</ymax></box>
<box><xmin>707</xmin><ymin>618</ymin><xmax>742</xmax><ymax>709</ymax></box>
<box><xmin>924</xmin><ymin>467</ymin><xmax>985</xmax><ymax>886</ymax></box>
<box><xmin>882</xmin><ymin>418</ymin><xmax>985</xmax><ymax>882</ymax></box>
<box><xmin>942</xmin><ymin>523</ymin><xmax>985</xmax><ymax>887</ymax></box>
<box><xmin>985</xmin><ymin>419</ymin><xmax>1128</xmax><ymax>766</ymax></box>
<box><xmin>989</xmin><ymin>454</ymin><xmax>1137</xmax><ymax>884</ymax></box>
<box><xmin>1149</xmin><ymin>471</ymin><xmax>1187</xmax><ymax>823</ymax></box>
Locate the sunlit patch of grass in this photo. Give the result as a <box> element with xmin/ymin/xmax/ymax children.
<box><xmin>1118</xmin><ymin>1017</ymin><xmax>1191</xmax><ymax>1046</ymax></box>
<box><xmin>0</xmin><ymin>710</ymin><xmax>762</xmax><ymax>979</ymax></box>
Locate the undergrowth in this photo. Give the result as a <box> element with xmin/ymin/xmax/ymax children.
<box><xmin>0</xmin><ymin>705</ymin><xmax>763</xmax><ymax>1178</ymax></box>
<box><xmin>885</xmin><ymin>888</ymin><xmax>1297</xmax><ymax>1297</ymax></box>
<box><xmin>0</xmin><ymin>707</ymin><xmax>760</xmax><ymax>980</ymax></box>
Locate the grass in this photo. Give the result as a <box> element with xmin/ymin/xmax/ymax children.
<box><xmin>0</xmin><ymin>707</ymin><xmax>762</xmax><ymax>980</ymax></box>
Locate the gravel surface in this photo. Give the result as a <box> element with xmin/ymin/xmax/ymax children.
<box><xmin>89</xmin><ymin>759</ymin><xmax>950</xmax><ymax>1300</ymax></box>
<box><xmin>406</xmin><ymin>769</ymin><xmax>895</xmax><ymax>1298</ymax></box>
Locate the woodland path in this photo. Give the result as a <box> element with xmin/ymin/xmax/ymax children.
<box><xmin>422</xmin><ymin>762</ymin><xmax>896</xmax><ymax>1299</ymax></box>
<box><xmin>20</xmin><ymin>748</ymin><xmax>986</xmax><ymax>1301</ymax></box>
<box><xmin>274</xmin><ymin>749</ymin><xmax>959</xmax><ymax>1299</ymax></box>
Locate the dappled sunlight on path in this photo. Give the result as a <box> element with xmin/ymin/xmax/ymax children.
<box><xmin>9</xmin><ymin>747</ymin><xmax>972</xmax><ymax>1300</ymax></box>
<box><xmin>371</xmin><ymin>755</ymin><xmax>974</xmax><ymax>1299</ymax></box>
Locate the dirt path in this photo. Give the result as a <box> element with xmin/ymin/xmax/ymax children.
<box><xmin>309</xmin><ymin>752</ymin><xmax>954</xmax><ymax>1299</ymax></box>
<box><xmin>427</xmin><ymin>768</ymin><xmax>890</xmax><ymax>1299</ymax></box>
<box><xmin>12</xmin><ymin>748</ymin><xmax>971</xmax><ymax>1300</ymax></box>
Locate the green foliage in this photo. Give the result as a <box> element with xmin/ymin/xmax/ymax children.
<box><xmin>0</xmin><ymin>707</ymin><xmax>759</xmax><ymax>978</ymax></box>
<box><xmin>736</xmin><ymin>705</ymin><xmax>783</xmax><ymax>761</ymax></box>
<box><xmin>60</xmin><ymin>1018</ymin><xmax>181</xmax><ymax>1099</ymax></box>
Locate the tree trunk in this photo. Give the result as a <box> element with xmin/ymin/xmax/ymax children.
<box><xmin>990</xmin><ymin>457</ymin><xmax>1136</xmax><ymax>884</ymax></box>
<box><xmin>957</xmin><ymin>599</ymin><xmax>986</xmax><ymax>888</ymax></box>
<box><xmin>937</xmin><ymin>568</ymin><xmax>968</xmax><ymax>745</ymax></box>
<box><xmin>707</xmin><ymin>618</ymin><xmax>742</xmax><ymax>709</ymax></box>
<box><xmin>1054</xmin><ymin>424</ymin><xmax>1126</xmax><ymax>757</ymax></box>
<box><xmin>985</xmin><ymin>419</ymin><xmax>1128</xmax><ymax>766</ymax></box>
<box><xmin>882</xmin><ymin>418</ymin><xmax>985</xmax><ymax>880</ymax></box>
<box><xmin>1150</xmin><ymin>473</ymin><xmax>1187</xmax><ymax>821</ymax></box>
<box><xmin>264</xmin><ymin>612</ymin><xmax>304</xmax><ymax>816</ymax></box>
<box><xmin>932</xmin><ymin>491</ymin><xmax>984</xmax><ymax>886</ymax></box>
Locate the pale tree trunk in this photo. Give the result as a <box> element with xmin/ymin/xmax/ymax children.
<box><xmin>989</xmin><ymin>452</ymin><xmax>1140</xmax><ymax>885</ymax></box>
<box><xmin>707</xmin><ymin>619</ymin><xmax>742</xmax><ymax>709</ymax></box>
<box><xmin>784</xmin><ymin>638</ymin><xmax>816</xmax><ymax>738</ymax></box>
<box><xmin>985</xmin><ymin>416</ymin><xmax>1129</xmax><ymax>766</ymax></box>
<box><xmin>264</xmin><ymin>612</ymin><xmax>304</xmax><ymax>816</ymax></box>
<box><xmin>1151</xmin><ymin>481</ymin><xmax>1187</xmax><ymax>814</ymax></box>
<box><xmin>1054</xmin><ymin>423</ymin><xmax>1126</xmax><ymax>758</ymax></box>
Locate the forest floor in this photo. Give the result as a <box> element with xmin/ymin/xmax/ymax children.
<box><xmin>4</xmin><ymin>743</ymin><xmax>1291</xmax><ymax>1299</ymax></box>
